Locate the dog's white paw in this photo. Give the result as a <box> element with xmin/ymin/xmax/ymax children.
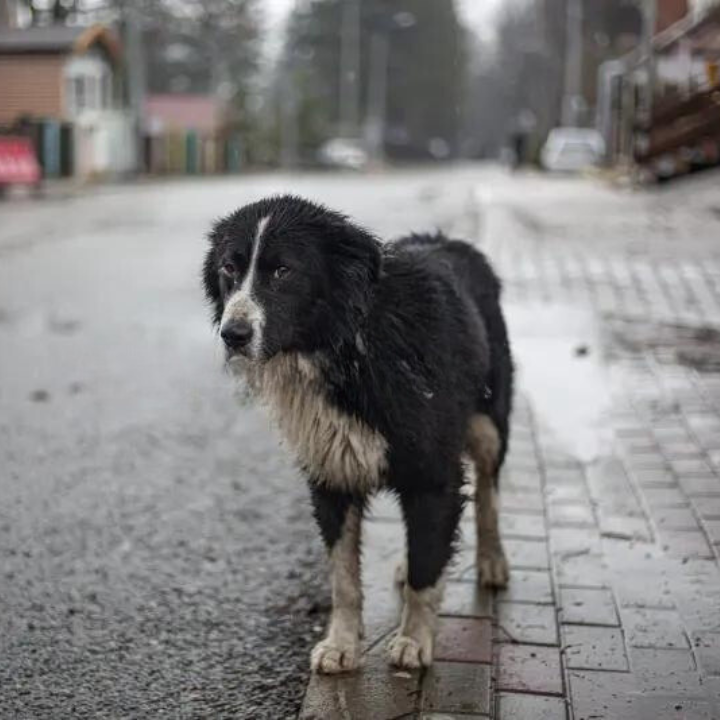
<box><xmin>387</xmin><ymin>633</ymin><xmax>432</xmax><ymax>669</ymax></box>
<box><xmin>311</xmin><ymin>638</ymin><xmax>360</xmax><ymax>674</ymax></box>
<box><xmin>477</xmin><ymin>542</ymin><xmax>510</xmax><ymax>588</ymax></box>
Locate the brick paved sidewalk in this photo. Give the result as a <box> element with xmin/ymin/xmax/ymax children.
<box><xmin>299</xmin><ymin>178</ymin><xmax>720</xmax><ymax>720</ymax></box>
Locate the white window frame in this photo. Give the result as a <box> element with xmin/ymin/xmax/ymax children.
<box><xmin>64</xmin><ymin>52</ymin><xmax>113</xmax><ymax>118</ymax></box>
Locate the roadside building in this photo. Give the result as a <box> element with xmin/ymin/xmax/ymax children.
<box><xmin>0</xmin><ymin>24</ymin><xmax>137</xmax><ymax>179</ymax></box>
<box><xmin>597</xmin><ymin>0</ymin><xmax>720</xmax><ymax>179</ymax></box>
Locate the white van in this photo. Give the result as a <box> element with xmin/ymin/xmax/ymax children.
<box><xmin>541</xmin><ymin>128</ymin><xmax>605</xmax><ymax>172</ymax></box>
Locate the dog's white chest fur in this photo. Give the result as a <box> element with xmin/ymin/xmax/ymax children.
<box><xmin>238</xmin><ymin>354</ymin><xmax>388</xmax><ymax>493</ymax></box>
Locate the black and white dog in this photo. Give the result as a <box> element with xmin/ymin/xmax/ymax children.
<box><xmin>203</xmin><ymin>196</ymin><xmax>513</xmax><ymax>673</ymax></box>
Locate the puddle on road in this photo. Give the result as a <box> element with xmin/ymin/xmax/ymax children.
<box><xmin>507</xmin><ymin>302</ymin><xmax>613</xmax><ymax>464</ymax></box>
<box><xmin>607</xmin><ymin>317</ymin><xmax>720</xmax><ymax>372</ymax></box>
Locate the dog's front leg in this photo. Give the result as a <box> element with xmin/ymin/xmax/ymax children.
<box><xmin>389</xmin><ymin>485</ymin><xmax>463</xmax><ymax>669</ymax></box>
<box><xmin>309</xmin><ymin>484</ymin><xmax>364</xmax><ymax>674</ymax></box>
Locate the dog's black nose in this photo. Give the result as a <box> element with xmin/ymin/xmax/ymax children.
<box><xmin>221</xmin><ymin>320</ymin><xmax>254</xmax><ymax>350</ymax></box>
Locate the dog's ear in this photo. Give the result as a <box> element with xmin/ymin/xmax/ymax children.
<box><xmin>202</xmin><ymin>236</ymin><xmax>223</xmax><ymax>326</ymax></box>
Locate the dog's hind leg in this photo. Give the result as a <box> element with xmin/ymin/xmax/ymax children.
<box><xmin>388</xmin><ymin>480</ymin><xmax>464</xmax><ymax>669</ymax></box>
<box><xmin>309</xmin><ymin>485</ymin><xmax>364</xmax><ymax>674</ymax></box>
<box><xmin>467</xmin><ymin>414</ymin><xmax>509</xmax><ymax>588</ymax></box>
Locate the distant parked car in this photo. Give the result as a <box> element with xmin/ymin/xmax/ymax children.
<box><xmin>541</xmin><ymin>128</ymin><xmax>605</xmax><ymax>172</ymax></box>
<box><xmin>317</xmin><ymin>138</ymin><xmax>368</xmax><ymax>170</ymax></box>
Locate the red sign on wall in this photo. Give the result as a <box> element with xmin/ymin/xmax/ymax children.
<box><xmin>0</xmin><ymin>137</ymin><xmax>41</xmax><ymax>185</ymax></box>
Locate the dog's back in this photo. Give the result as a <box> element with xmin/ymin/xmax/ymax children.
<box><xmin>391</xmin><ymin>232</ymin><xmax>513</xmax><ymax>467</ymax></box>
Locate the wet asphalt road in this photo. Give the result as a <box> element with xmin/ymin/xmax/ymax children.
<box><xmin>0</xmin><ymin>168</ymin><xmax>479</xmax><ymax>719</ymax></box>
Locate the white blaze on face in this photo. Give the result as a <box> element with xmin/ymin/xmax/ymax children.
<box><xmin>221</xmin><ymin>215</ymin><xmax>271</xmax><ymax>359</ymax></box>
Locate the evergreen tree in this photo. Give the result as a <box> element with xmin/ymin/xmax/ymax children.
<box><xmin>280</xmin><ymin>0</ymin><xmax>466</xmax><ymax>159</ymax></box>
<box><xmin>142</xmin><ymin>0</ymin><xmax>261</xmax><ymax>98</ymax></box>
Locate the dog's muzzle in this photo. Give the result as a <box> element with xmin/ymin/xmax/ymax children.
<box><xmin>220</xmin><ymin>319</ymin><xmax>254</xmax><ymax>355</ymax></box>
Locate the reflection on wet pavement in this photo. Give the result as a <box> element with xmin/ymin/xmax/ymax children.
<box><xmin>508</xmin><ymin>302</ymin><xmax>613</xmax><ymax>464</ymax></box>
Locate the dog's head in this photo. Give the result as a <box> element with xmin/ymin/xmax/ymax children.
<box><xmin>203</xmin><ymin>195</ymin><xmax>381</xmax><ymax>363</ymax></box>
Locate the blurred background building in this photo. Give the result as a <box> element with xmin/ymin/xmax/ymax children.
<box><xmin>0</xmin><ymin>0</ymin><xmax>718</xmax><ymax>183</ymax></box>
<box><xmin>0</xmin><ymin>23</ymin><xmax>134</xmax><ymax>178</ymax></box>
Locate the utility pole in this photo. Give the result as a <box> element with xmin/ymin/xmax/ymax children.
<box><xmin>339</xmin><ymin>0</ymin><xmax>361</xmax><ymax>138</ymax></box>
<box><xmin>0</xmin><ymin>0</ymin><xmax>15</xmax><ymax>27</ymax></box>
<box><xmin>280</xmin><ymin>0</ymin><xmax>301</xmax><ymax>168</ymax></box>
<box><xmin>363</xmin><ymin>12</ymin><xmax>414</xmax><ymax>166</ymax></box>
<box><xmin>364</xmin><ymin>30</ymin><xmax>389</xmax><ymax>164</ymax></box>
<box><xmin>280</xmin><ymin>64</ymin><xmax>299</xmax><ymax>168</ymax></box>
<box><xmin>120</xmin><ymin>0</ymin><xmax>146</xmax><ymax>174</ymax></box>
<box><xmin>561</xmin><ymin>0</ymin><xmax>584</xmax><ymax>126</ymax></box>
<box><xmin>640</xmin><ymin>0</ymin><xmax>657</xmax><ymax>121</ymax></box>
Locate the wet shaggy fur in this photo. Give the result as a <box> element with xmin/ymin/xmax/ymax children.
<box><xmin>203</xmin><ymin>195</ymin><xmax>514</xmax><ymax>671</ymax></box>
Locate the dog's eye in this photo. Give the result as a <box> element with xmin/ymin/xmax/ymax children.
<box><xmin>221</xmin><ymin>263</ymin><xmax>236</xmax><ymax>276</ymax></box>
<box><xmin>273</xmin><ymin>266</ymin><xmax>290</xmax><ymax>280</ymax></box>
